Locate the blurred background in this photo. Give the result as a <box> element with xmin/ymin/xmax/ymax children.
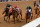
<box><xmin>0</xmin><ymin>0</ymin><xmax>40</xmax><ymax>4</ymax></box>
<box><xmin>0</xmin><ymin>0</ymin><xmax>37</xmax><ymax>2</ymax></box>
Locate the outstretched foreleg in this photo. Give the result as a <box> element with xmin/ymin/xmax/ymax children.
<box><xmin>4</xmin><ymin>15</ymin><xmax>6</xmax><ymax>21</ymax></box>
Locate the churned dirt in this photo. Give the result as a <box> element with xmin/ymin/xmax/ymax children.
<box><xmin>0</xmin><ymin>1</ymin><xmax>40</xmax><ymax>27</ymax></box>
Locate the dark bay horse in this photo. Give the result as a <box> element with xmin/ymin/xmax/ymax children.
<box><xmin>2</xmin><ymin>7</ymin><xmax>9</xmax><ymax>21</ymax></box>
<box><xmin>12</xmin><ymin>8</ymin><xmax>17</xmax><ymax>24</ymax></box>
<box><xmin>2</xmin><ymin>7</ymin><xmax>22</xmax><ymax>24</ymax></box>
<box><xmin>35</xmin><ymin>6</ymin><xmax>39</xmax><ymax>14</ymax></box>
<box><xmin>26</xmin><ymin>12</ymin><xmax>31</xmax><ymax>23</ymax></box>
<box><xmin>11</xmin><ymin>8</ymin><xmax>22</xmax><ymax>23</ymax></box>
<box><xmin>10</xmin><ymin>8</ymin><xmax>22</xmax><ymax>24</ymax></box>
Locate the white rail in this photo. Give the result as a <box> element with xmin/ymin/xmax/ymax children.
<box><xmin>22</xmin><ymin>17</ymin><xmax>40</xmax><ymax>27</ymax></box>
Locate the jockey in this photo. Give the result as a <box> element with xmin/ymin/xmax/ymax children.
<box><xmin>9</xmin><ymin>6</ymin><xmax>13</xmax><ymax>15</ymax></box>
<box><xmin>2</xmin><ymin>6</ymin><xmax>9</xmax><ymax>15</ymax></box>
<box><xmin>26</xmin><ymin>5</ymin><xmax>33</xmax><ymax>16</ymax></box>
<box><xmin>26</xmin><ymin>5</ymin><xmax>32</xmax><ymax>12</ymax></box>
<box><xmin>37</xmin><ymin>4</ymin><xmax>39</xmax><ymax>7</ymax></box>
<box><xmin>16</xmin><ymin>6</ymin><xmax>20</xmax><ymax>11</ymax></box>
<box><xmin>14</xmin><ymin>5</ymin><xmax>20</xmax><ymax>13</ymax></box>
<box><xmin>6</xmin><ymin>4</ymin><xmax>12</xmax><ymax>8</ymax></box>
<box><xmin>14</xmin><ymin>5</ymin><xmax>17</xmax><ymax>9</ymax></box>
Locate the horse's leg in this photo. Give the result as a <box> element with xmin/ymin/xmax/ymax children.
<box><xmin>34</xmin><ymin>4</ymin><xmax>35</xmax><ymax>7</ymax></box>
<box><xmin>6</xmin><ymin>14</ymin><xmax>11</xmax><ymax>23</ymax></box>
<box><xmin>26</xmin><ymin>14</ymin><xmax>27</xmax><ymax>23</ymax></box>
<box><xmin>21</xmin><ymin>14</ymin><xmax>22</xmax><ymax>20</ymax></box>
<box><xmin>36</xmin><ymin>11</ymin><xmax>39</xmax><ymax>18</ymax></box>
<box><xmin>9</xmin><ymin>15</ymin><xmax>10</xmax><ymax>20</ymax></box>
<box><xmin>16</xmin><ymin>15</ymin><xmax>18</xmax><ymax>21</ymax></box>
<box><xmin>19</xmin><ymin>14</ymin><xmax>21</xmax><ymax>22</ymax></box>
<box><xmin>8</xmin><ymin>13</ymin><xmax>12</xmax><ymax>22</ymax></box>
<box><xmin>26</xmin><ymin>16</ymin><xmax>27</xmax><ymax>23</ymax></box>
<box><xmin>27</xmin><ymin>14</ymin><xmax>30</xmax><ymax>23</ymax></box>
<box><xmin>35</xmin><ymin>9</ymin><xmax>37</xmax><ymax>14</ymax></box>
<box><xmin>19</xmin><ymin>14</ymin><xmax>20</xmax><ymax>19</ymax></box>
<box><xmin>4</xmin><ymin>15</ymin><xmax>8</xmax><ymax>22</ymax></box>
<box><xmin>27</xmin><ymin>17</ymin><xmax>29</xmax><ymax>23</ymax></box>
<box><xmin>13</xmin><ymin>16</ymin><xmax>15</xmax><ymax>24</ymax></box>
<box><xmin>36</xmin><ymin>10</ymin><xmax>38</xmax><ymax>18</ymax></box>
<box><xmin>4</xmin><ymin>15</ymin><xmax>6</xmax><ymax>21</ymax></box>
<box><xmin>29</xmin><ymin>16</ymin><xmax>31</xmax><ymax>22</ymax></box>
<box><xmin>38</xmin><ymin>11</ymin><xmax>40</xmax><ymax>15</ymax></box>
<box><xmin>37</xmin><ymin>11</ymin><xmax>40</xmax><ymax>15</ymax></box>
<box><xmin>30</xmin><ymin>16</ymin><xmax>32</xmax><ymax>20</ymax></box>
<box><xmin>27</xmin><ymin>17</ymin><xmax>30</xmax><ymax>23</ymax></box>
<box><xmin>5</xmin><ymin>16</ymin><xmax>9</xmax><ymax>22</ymax></box>
<box><xmin>30</xmin><ymin>14</ymin><xmax>32</xmax><ymax>20</ymax></box>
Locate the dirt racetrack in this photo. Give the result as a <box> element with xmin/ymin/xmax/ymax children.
<box><xmin>0</xmin><ymin>1</ymin><xmax>40</xmax><ymax>27</ymax></box>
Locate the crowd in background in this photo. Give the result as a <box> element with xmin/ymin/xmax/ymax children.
<box><xmin>0</xmin><ymin>0</ymin><xmax>33</xmax><ymax>2</ymax></box>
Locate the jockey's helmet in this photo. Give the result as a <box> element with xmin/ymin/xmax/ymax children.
<box><xmin>14</xmin><ymin>5</ymin><xmax>17</xmax><ymax>8</ymax></box>
<box><xmin>27</xmin><ymin>5</ymin><xmax>30</xmax><ymax>8</ymax></box>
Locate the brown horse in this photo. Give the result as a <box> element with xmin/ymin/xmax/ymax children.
<box><xmin>35</xmin><ymin>6</ymin><xmax>39</xmax><ymax>14</ymax></box>
<box><xmin>16</xmin><ymin>9</ymin><xmax>22</xmax><ymax>21</ymax></box>
<box><xmin>2</xmin><ymin>7</ymin><xmax>9</xmax><ymax>21</ymax></box>
<box><xmin>9</xmin><ymin>8</ymin><xmax>22</xmax><ymax>24</ymax></box>
<box><xmin>26</xmin><ymin>12</ymin><xmax>31</xmax><ymax>23</ymax></box>
<box><xmin>2</xmin><ymin>7</ymin><xmax>22</xmax><ymax>24</ymax></box>
<box><xmin>35</xmin><ymin>6</ymin><xmax>40</xmax><ymax>17</ymax></box>
<box><xmin>12</xmin><ymin>8</ymin><xmax>18</xmax><ymax>24</ymax></box>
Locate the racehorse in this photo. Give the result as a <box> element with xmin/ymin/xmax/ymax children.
<box><xmin>2</xmin><ymin>7</ymin><xmax>9</xmax><ymax>21</ymax></box>
<box><xmin>11</xmin><ymin>8</ymin><xmax>18</xmax><ymax>24</ymax></box>
<box><xmin>2</xmin><ymin>7</ymin><xmax>22</xmax><ymax>24</ymax></box>
<box><xmin>9</xmin><ymin>8</ymin><xmax>22</xmax><ymax>24</ymax></box>
<box><xmin>2</xmin><ymin>7</ymin><xmax>16</xmax><ymax>23</ymax></box>
<box><xmin>16</xmin><ymin>9</ymin><xmax>22</xmax><ymax>21</ymax></box>
<box><xmin>35</xmin><ymin>5</ymin><xmax>40</xmax><ymax>17</ymax></box>
<box><xmin>35</xmin><ymin>6</ymin><xmax>39</xmax><ymax>14</ymax></box>
<box><xmin>26</xmin><ymin>11</ymin><xmax>31</xmax><ymax>23</ymax></box>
